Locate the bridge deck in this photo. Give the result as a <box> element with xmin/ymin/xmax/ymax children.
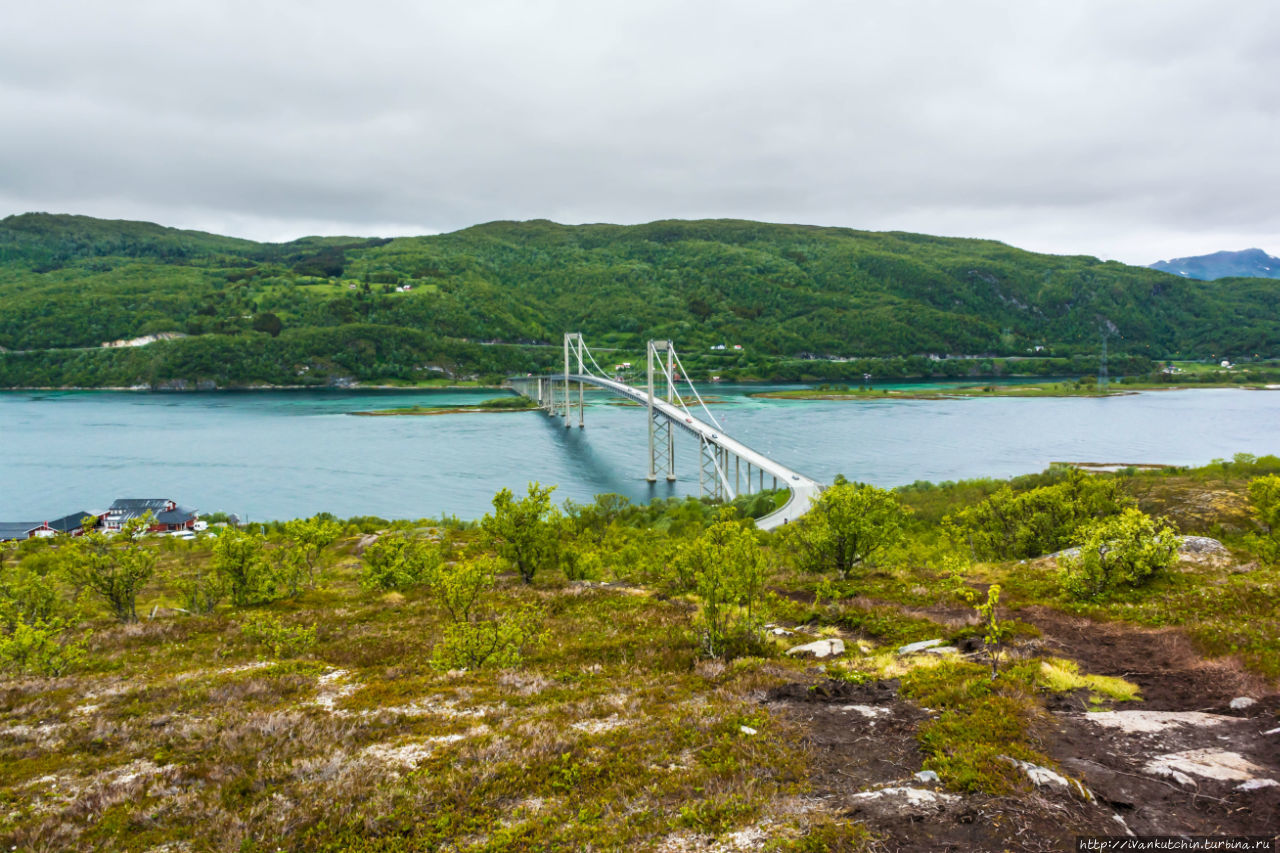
<box><xmin>514</xmin><ymin>374</ymin><xmax>822</xmax><ymax>531</ymax></box>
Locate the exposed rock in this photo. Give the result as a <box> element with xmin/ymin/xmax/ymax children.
<box><xmin>353</xmin><ymin>533</ymin><xmax>380</xmax><ymax>555</ymax></box>
<box><xmin>1001</xmin><ymin>757</ymin><xmax>1093</xmax><ymax>800</ymax></box>
<box><xmin>925</xmin><ymin>645</ymin><xmax>960</xmax><ymax>656</ymax></box>
<box><xmin>1083</xmin><ymin>710</ymin><xmax>1230</xmax><ymax>734</ymax></box>
<box><xmin>847</xmin><ymin>786</ymin><xmax>958</xmax><ymax>813</ymax></box>
<box><xmin>739</xmin><ymin>725</ymin><xmax>757</xmax><ymax>736</ymax></box>
<box><xmin>1144</xmin><ymin>749</ymin><xmax>1269</xmax><ymax>783</ymax></box>
<box><xmin>1059</xmin><ymin>759</ymin><xmax>1138</xmax><ymax>808</ymax></box>
<box><xmin>913</xmin><ymin>770</ymin><xmax>940</xmax><ymax>783</ymax></box>
<box><xmin>896</xmin><ymin>639</ymin><xmax>944</xmax><ymax>655</ymax></box>
<box><xmin>785</xmin><ymin>638</ymin><xmax>845</xmax><ymax>659</ymax></box>
<box><xmin>1228</xmin><ymin>697</ymin><xmax>1256</xmax><ymax>710</ymax></box>
<box><xmin>1048</xmin><ymin>537</ymin><xmax>1225</xmax><ymax>562</ymax></box>
<box><xmin>1178</xmin><ymin>536</ymin><xmax>1228</xmax><ymax>555</ymax></box>
<box><xmin>1237</xmin><ymin>778</ymin><xmax>1279</xmax><ymax>791</ymax></box>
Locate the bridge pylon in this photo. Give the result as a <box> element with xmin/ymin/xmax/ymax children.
<box><xmin>646</xmin><ymin>340</ymin><xmax>676</xmax><ymax>482</ymax></box>
<box><xmin>564</xmin><ymin>332</ymin><xmax>586</xmax><ymax>428</ymax></box>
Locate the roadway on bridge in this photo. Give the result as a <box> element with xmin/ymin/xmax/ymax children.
<box><xmin>553</xmin><ymin>373</ymin><xmax>823</xmax><ymax>531</ymax></box>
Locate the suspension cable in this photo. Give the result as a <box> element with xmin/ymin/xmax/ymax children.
<box><xmin>579</xmin><ymin>339</ymin><xmax>612</xmax><ymax>380</ymax></box>
<box><xmin>668</xmin><ymin>346</ymin><xmax>724</xmax><ymax>431</ymax></box>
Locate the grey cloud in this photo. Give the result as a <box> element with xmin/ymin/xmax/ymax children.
<box><xmin>2</xmin><ymin>0</ymin><xmax>1278</xmax><ymax>262</ymax></box>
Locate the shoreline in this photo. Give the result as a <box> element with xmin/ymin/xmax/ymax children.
<box><xmin>3</xmin><ymin>381</ymin><xmax>1278</xmax><ymax>396</ymax></box>
<box><xmin>0</xmin><ymin>383</ymin><xmax>507</xmax><ymax>393</ymax></box>
<box><xmin>350</xmin><ymin>406</ymin><xmax>536</xmax><ymax>417</ymax></box>
<box><xmin>750</xmin><ymin>383</ymin><xmax>1279</xmax><ymax>401</ymax></box>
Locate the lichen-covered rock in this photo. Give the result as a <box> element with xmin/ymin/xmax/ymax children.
<box><xmin>785</xmin><ymin>638</ymin><xmax>845</xmax><ymax>659</ymax></box>
<box><xmin>1178</xmin><ymin>536</ymin><xmax>1228</xmax><ymax>555</ymax></box>
<box><xmin>896</xmin><ymin>639</ymin><xmax>944</xmax><ymax>655</ymax></box>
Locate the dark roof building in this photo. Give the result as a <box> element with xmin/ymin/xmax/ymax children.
<box><xmin>0</xmin><ymin>512</ymin><xmax>96</xmax><ymax>540</ymax></box>
<box><xmin>105</xmin><ymin>499</ymin><xmax>198</xmax><ymax>531</ymax></box>
<box><xmin>108</xmin><ymin>498</ymin><xmax>176</xmax><ymax>515</ymax></box>
<box><xmin>155</xmin><ymin>506</ymin><xmax>199</xmax><ymax>528</ymax></box>
<box><xmin>0</xmin><ymin>522</ymin><xmax>44</xmax><ymax>541</ymax></box>
<box><xmin>47</xmin><ymin>512</ymin><xmax>95</xmax><ymax>534</ymax></box>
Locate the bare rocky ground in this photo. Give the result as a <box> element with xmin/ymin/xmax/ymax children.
<box><xmin>766</xmin><ymin>612</ymin><xmax>1280</xmax><ymax>852</ymax></box>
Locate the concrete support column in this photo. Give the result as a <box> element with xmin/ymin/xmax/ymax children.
<box><xmin>646</xmin><ymin>341</ymin><xmax>656</xmax><ymax>482</ymax></box>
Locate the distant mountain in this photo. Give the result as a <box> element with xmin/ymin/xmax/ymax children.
<box><xmin>4</xmin><ymin>213</ymin><xmax>1280</xmax><ymax>388</ymax></box>
<box><xmin>1149</xmin><ymin>248</ymin><xmax>1280</xmax><ymax>281</ymax></box>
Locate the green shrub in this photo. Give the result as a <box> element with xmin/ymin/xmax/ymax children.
<box><xmin>0</xmin><ymin>616</ymin><xmax>89</xmax><ymax>676</ymax></box>
<box><xmin>676</xmin><ymin>519</ymin><xmax>768</xmax><ymax>659</ymax></box>
<box><xmin>240</xmin><ymin>613</ymin><xmax>317</xmax><ymax>659</ymax></box>
<box><xmin>174</xmin><ymin>564</ymin><xmax>226</xmax><ymax>614</ymax></box>
<box><xmin>945</xmin><ymin>469</ymin><xmax>1131</xmax><ymax>560</ymax></box>
<box><xmin>64</xmin><ymin>514</ymin><xmax>157</xmax><ymax>622</ymax></box>
<box><xmin>1247</xmin><ymin>474</ymin><xmax>1280</xmax><ymax>564</ymax></box>
<box><xmin>1059</xmin><ymin>508</ymin><xmax>1179</xmax><ymax>600</ymax></box>
<box><xmin>213</xmin><ymin>527</ymin><xmax>276</xmax><ymax>606</ymax></box>
<box><xmin>0</xmin><ymin>559</ymin><xmax>63</xmax><ymax>633</ymax></box>
<box><xmin>560</xmin><ymin>536</ymin><xmax>604</xmax><ymax>582</ymax></box>
<box><xmin>785</xmin><ymin>481</ymin><xmax>906</xmax><ymax>579</ymax></box>
<box><xmin>361</xmin><ymin>533</ymin><xmax>442</xmax><ymax>591</ymax></box>
<box><xmin>961</xmin><ymin>583</ymin><xmax>1013</xmax><ymax>680</ymax></box>
<box><xmin>481</xmin><ymin>482</ymin><xmax>561</xmax><ymax>584</ymax></box>
<box><xmin>431</xmin><ymin>605</ymin><xmax>542</xmax><ymax>670</ymax></box>
<box><xmin>435</xmin><ymin>557</ymin><xmax>498</xmax><ymax>622</ymax></box>
<box><xmin>280</xmin><ymin>516</ymin><xmax>342</xmax><ymax>591</ymax></box>
<box><xmin>429</xmin><ymin>557</ymin><xmax>543</xmax><ymax>669</ymax></box>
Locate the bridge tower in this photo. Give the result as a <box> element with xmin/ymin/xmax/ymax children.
<box><xmin>564</xmin><ymin>332</ymin><xmax>586</xmax><ymax>428</ymax></box>
<box><xmin>646</xmin><ymin>340</ymin><xmax>677</xmax><ymax>482</ymax></box>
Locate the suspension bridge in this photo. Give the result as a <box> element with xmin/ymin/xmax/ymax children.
<box><xmin>507</xmin><ymin>334</ymin><xmax>823</xmax><ymax>530</ymax></box>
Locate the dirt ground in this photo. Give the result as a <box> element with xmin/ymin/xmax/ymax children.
<box><xmin>1021</xmin><ymin>606</ymin><xmax>1271</xmax><ymax>711</ymax></box>
<box><xmin>767</xmin><ymin>611</ymin><xmax>1280</xmax><ymax>852</ymax></box>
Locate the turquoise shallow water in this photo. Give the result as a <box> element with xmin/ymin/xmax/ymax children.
<box><xmin>3</xmin><ymin>385</ymin><xmax>1279</xmax><ymax>521</ymax></box>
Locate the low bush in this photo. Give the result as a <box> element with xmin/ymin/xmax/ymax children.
<box><xmin>784</xmin><ymin>480</ymin><xmax>906</xmax><ymax>579</ymax></box>
<box><xmin>431</xmin><ymin>605</ymin><xmax>542</xmax><ymax>670</ymax></box>
<box><xmin>1058</xmin><ymin>508</ymin><xmax>1179</xmax><ymax>600</ymax></box>
<box><xmin>213</xmin><ymin>527</ymin><xmax>277</xmax><ymax>606</ymax></box>
<box><xmin>0</xmin><ymin>615</ymin><xmax>89</xmax><ymax>676</ymax></box>
<box><xmin>945</xmin><ymin>469</ymin><xmax>1131</xmax><ymax>560</ymax></box>
<box><xmin>676</xmin><ymin>519</ymin><xmax>769</xmax><ymax>659</ymax></box>
<box><xmin>1247</xmin><ymin>473</ymin><xmax>1280</xmax><ymax>564</ymax></box>
<box><xmin>430</xmin><ymin>557</ymin><xmax>544</xmax><ymax>669</ymax></box>
<box><xmin>239</xmin><ymin>613</ymin><xmax>317</xmax><ymax>659</ymax></box>
<box><xmin>361</xmin><ymin>533</ymin><xmax>442</xmax><ymax>591</ymax></box>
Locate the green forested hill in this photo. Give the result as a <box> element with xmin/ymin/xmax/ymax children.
<box><xmin>1</xmin><ymin>212</ymin><xmax>1277</xmax><ymax>387</ymax></box>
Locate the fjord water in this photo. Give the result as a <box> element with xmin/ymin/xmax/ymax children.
<box><xmin>3</xmin><ymin>386</ymin><xmax>1279</xmax><ymax>521</ymax></box>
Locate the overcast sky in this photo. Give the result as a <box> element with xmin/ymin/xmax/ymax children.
<box><xmin>2</xmin><ymin>1</ymin><xmax>1277</xmax><ymax>264</ymax></box>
